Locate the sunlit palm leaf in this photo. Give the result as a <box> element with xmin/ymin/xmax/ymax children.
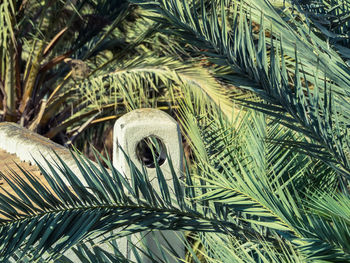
<box><xmin>131</xmin><ymin>0</ymin><xmax>350</xmax><ymax>179</ymax></box>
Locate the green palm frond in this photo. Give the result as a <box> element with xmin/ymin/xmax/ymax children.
<box><xmin>54</xmin><ymin>55</ymin><xmax>238</xmax><ymax>142</ymax></box>
<box><xmin>56</xmin><ymin>231</ymin><xmax>192</xmax><ymax>263</ymax></box>
<box><xmin>2</xmin><ymin>1</ymin><xmax>350</xmax><ymax>262</ymax></box>
<box><xmin>0</xmin><ymin>149</ymin><xmax>271</xmax><ymax>262</ymax></box>
<box><xmin>1</xmin><ymin>98</ymin><xmax>350</xmax><ymax>261</ymax></box>
<box><xmin>82</xmin><ymin>56</ymin><xmax>232</xmax><ymax>109</ymax></box>
<box><xmin>197</xmin><ymin>232</ymin><xmax>306</xmax><ymax>263</ymax></box>
<box><xmin>291</xmin><ymin>0</ymin><xmax>350</xmax><ymax>61</ymax></box>
<box><xmin>57</xmin><ymin>238</ymin><xmax>134</xmax><ymax>263</ymax></box>
<box><xmin>177</xmin><ymin>91</ymin><xmax>350</xmax><ymax>261</ymax></box>
<box><xmin>131</xmin><ymin>0</ymin><xmax>350</xmax><ymax>179</ymax></box>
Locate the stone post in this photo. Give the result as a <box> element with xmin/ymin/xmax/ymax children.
<box><xmin>113</xmin><ymin>108</ymin><xmax>184</xmax><ymax>262</ymax></box>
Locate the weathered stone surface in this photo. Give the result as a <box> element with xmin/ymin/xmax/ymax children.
<box><xmin>0</xmin><ymin>122</ymin><xmax>88</xmax><ymax>185</ymax></box>
<box><xmin>0</xmin><ymin>149</ymin><xmax>46</xmax><ymax>208</ymax></box>
<box><xmin>113</xmin><ymin>108</ymin><xmax>184</xmax><ymax>263</ymax></box>
<box><xmin>0</xmin><ymin>122</ymin><xmax>100</xmax><ymax>261</ymax></box>
<box><xmin>113</xmin><ymin>108</ymin><xmax>183</xmax><ymax>185</ymax></box>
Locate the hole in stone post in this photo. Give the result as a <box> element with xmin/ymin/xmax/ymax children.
<box><xmin>136</xmin><ymin>136</ymin><xmax>166</xmax><ymax>168</ymax></box>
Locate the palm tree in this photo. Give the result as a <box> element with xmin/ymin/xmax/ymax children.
<box><xmin>0</xmin><ymin>0</ymin><xmax>227</xmax><ymax>154</ymax></box>
<box><xmin>0</xmin><ymin>0</ymin><xmax>131</xmax><ymax>133</ymax></box>
<box><xmin>1</xmin><ymin>0</ymin><xmax>350</xmax><ymax>262</ymax></box>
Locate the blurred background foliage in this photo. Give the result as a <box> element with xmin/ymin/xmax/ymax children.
<box><xmin>0</xmin><ymin>0</ymin><xmax>236</xmax><ymax>160</ymax></box>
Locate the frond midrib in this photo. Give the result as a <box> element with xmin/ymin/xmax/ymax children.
<box><xmin>1</xmin><ymin>202</ymin><xmax>218</xmax><ymax>227</ymax></box>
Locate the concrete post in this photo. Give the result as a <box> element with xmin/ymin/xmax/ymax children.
<box><xmin>113</xmin><ymin>108</ymin><xmax>184</xmax><ymax>262</ymax></box>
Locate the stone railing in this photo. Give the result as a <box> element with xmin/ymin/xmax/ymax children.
<box><xmin>0</xmin><ymin>108</ymin><xmax>184</xmax><ymax>263</ymax></box>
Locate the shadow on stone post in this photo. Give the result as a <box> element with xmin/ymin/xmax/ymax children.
<box><xmin>113</xmin><ymin>108</ymin><xmax>184</xmax><ymax>263</ymax></box>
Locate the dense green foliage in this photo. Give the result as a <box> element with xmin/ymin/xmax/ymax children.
<box><xmin>1</xmin><ymin>0</ymin><xmax>350</xmax><ymax>262</ymax></box>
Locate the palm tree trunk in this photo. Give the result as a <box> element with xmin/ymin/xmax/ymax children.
<box><xmin>4</xmin><ymin>45</ymin><xmax>16</xmax><ymax>121</ymax></box>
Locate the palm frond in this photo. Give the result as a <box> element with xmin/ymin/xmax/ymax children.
<box><xmin>131</xmin><ymin>0</ymin><xmax>350</xmax><ymax>179</ymax></box>
<box><xmin>291</xmin><ymin>0</ymin><xmax>350</xmax><ymax>61</ymax></box>
<box><xmin>177</xmin><ymin>90</ymin><xmax>350</xmax><ymax>261</ymax></box>
<box><xmin>0</xmin><ymin>149</ymin><xmax>271</xmax><ymax>262</ymax></box>
<box><xmin>48</xmin><ymin>55</ymin><xmax>237</xmax><ymax>141</ymax></box>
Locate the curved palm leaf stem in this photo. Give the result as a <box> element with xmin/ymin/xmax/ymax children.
<box><xmin>0</xmin><ymin>203</ymin><xmax>282</xmax><ymax>246</ymax></box>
